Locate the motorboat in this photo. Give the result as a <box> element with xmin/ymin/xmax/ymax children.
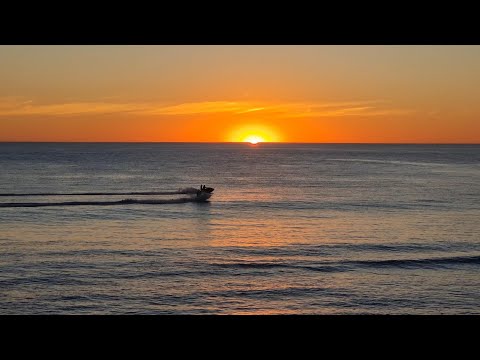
<box><xmin>195</xmin><ymin>185</ymin><xmax>214</xmax><ymax>201</ymax></box>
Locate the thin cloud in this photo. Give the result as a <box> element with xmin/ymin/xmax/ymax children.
<box><xmin>0</xmin><ymin>98</ymin><xmax>408</xmax><ymax>118</ymax></box>
<box><xmin>235</xmin><ymin>107</ymin><xmax>266</xmax><ymax>114</ymax></box>
<box><xmin>141</xmin><ymin>101</ymin><xmax>246</xmax><ymax>115</ymax></box>
<box><xmin>0</xmin><ymin>98</ymin><xmax>149</xmax><ymax>116</ymax></box>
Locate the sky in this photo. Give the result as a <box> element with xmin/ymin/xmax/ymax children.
<box><xmin>0</xmin><ymin>45</ymin><xmax>479</xmax><ymax>143</ymax></box>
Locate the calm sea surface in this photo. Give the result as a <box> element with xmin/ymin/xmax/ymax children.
<box><xmin>0</xmin><ymin>143</ymin><xmax>479</xmax><ymax>314</ymax></box>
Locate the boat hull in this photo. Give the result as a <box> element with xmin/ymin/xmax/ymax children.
<box><xmin>194</xmin><ymin>192</ymin><xmax>212</xmax><ymax>202</ymax></box>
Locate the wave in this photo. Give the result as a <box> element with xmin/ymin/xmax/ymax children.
<box><xmin>326</xmin><ymin>158</ymin><xmax>446</xmax><ymax>167</ymax></box>
<box><xmin>208</xmin><ymin>254</ymin><xmax>480</xmax><ymax>273</ymax></box>
<box><xmin>348</xmin><ymin>254</ymin><xmax>480</xmax><ymax>269</ymax></box>
<box><xmin>0</xmin><ymin>187</ymin><xmax>199</xmax><ymax>197</ymax></box>
<box><xmin>210</xmin><ymin>261</ymin><xmax>342</xmax><ymax>273</ymax></box>
<box><xmin>0</xmin><ymin>197</ymin><xmax>202</xmax><ymax>207</ymax></box>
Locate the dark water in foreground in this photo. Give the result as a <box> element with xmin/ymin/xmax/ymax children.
<box><xmin>0</xmin><ymin>143</ymin><xmax>479</xmax><ymax>314</ymax></box>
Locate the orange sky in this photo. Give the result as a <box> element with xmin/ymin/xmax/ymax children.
<box><xmin>1</xmin><ymin>45</ymin><xmax>479</xmax><ymax>143</ymax></box>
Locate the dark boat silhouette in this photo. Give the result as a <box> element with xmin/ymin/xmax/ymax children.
<box><xmin>195</xmin><ymin>185</ymin><xmax>214</xmax><ymax>201</ymax></box>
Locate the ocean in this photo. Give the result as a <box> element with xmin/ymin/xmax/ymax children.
<box><xmin>0</xmin><ymin>143</ymin><xmax>479</xmax><ymax>314</ymax></box>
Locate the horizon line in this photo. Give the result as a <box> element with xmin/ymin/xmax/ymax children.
<box><xmin>1</xmin><ymin>141</ymin><xmax>479</xmax><ymax>145</ymax></box>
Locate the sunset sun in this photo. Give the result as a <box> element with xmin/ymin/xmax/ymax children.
<box><xmin>228</xmin><ymin>124</ymin><xmax>281</xmax><ymax>143</ymax></box>
<box><xmin>243</xmin><ymin>135</ymin><xmax>265</xmax><ymax>144</ymax></box>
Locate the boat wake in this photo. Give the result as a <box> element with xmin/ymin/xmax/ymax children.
<box><xmin>0</xmin><ymin>186</ymin><xmax>214</xmax><ymax>207</ymax></box>
<box><xmin>0</xmin><ymin>187</ymin><xmax>201</xmax><ymax>197</ymax></box>
<box><xmin>0</xmin><ymin>197</ymin><xmax>206</xmax><ymax>208</ymax></box>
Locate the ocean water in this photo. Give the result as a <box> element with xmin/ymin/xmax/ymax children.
<box><xmin>0</xmin><ymin>143</ymin><xmax>479</xmax><ymax>314</ymax></box>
